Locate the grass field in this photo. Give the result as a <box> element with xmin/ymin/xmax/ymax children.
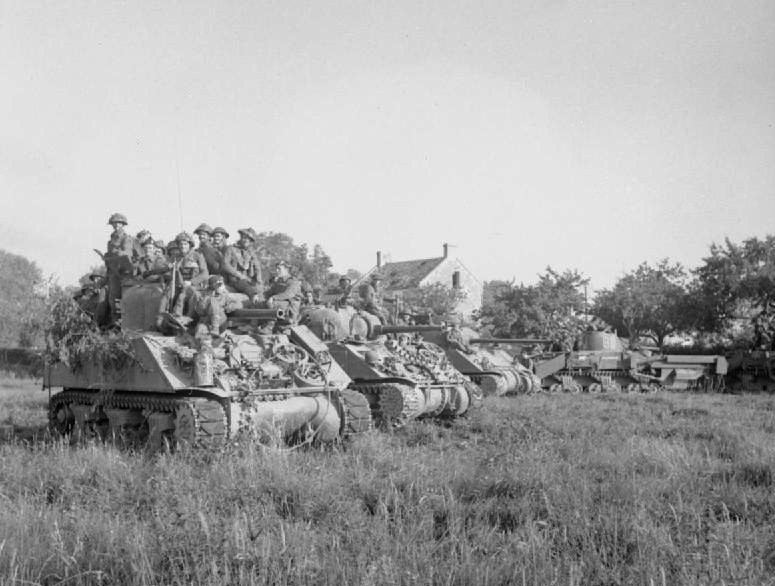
<box><xmin>1</xmin><ymin>379</ymin><xmax>774</xmax><ymax>585</ymax></box>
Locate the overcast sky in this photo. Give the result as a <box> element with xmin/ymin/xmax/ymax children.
<box><xmin>1</xmin><ymin>0</ymin><xmax>773</xmax><ymax>289</ymax></box>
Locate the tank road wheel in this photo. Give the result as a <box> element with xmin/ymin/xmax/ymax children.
<box><xmin>548</xmin><ymin>383</ymin><xmax>562</xmax><ymax>394</ymax></box>
<box><xmin>587</xmin><ymin>383</ymin><xmax>602</xmax><ymax>394</ymax></box>
<box><xmin>477</xmin><ymin>374</ymin><xmax>508</xmax><ymax>397</ymax></box>
<box><xmin>624</xmin><ymin>383</ymin><xmax>639</xmax><ymax>393</ymax></box>
<box><xmin>336</xmin><ymin>389</ymin><xmax>373</xmax><ymax>437</ymax></box>
<box><xmin>50</xmin><ymin>402</ymin><xmax>75</xmax><ymax>437</ymax></box>
<box><xmin>174</xmin><ymin>398</ymin><xmax>228</xmax><ymax>449</ymax></box>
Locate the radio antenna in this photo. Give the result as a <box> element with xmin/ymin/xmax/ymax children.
<box><xmin>175</xmin><ymin>154</ymin><xmax>184</xmax><ymax>230</ymax></box>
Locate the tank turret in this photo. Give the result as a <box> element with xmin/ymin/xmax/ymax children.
<box><xmin>45</xmin><ymin>283</ymin><xmax>372</xmax><ymax>449</ymax></box>
<box><xmin>300</xmin><ymin>306</ymin><xmax>481</xmax><ymax>426</ymax></box>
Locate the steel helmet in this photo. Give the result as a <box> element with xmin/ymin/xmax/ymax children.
<box><xmin>175</xmin><ymin>231</ymin><xmax>196</xmax><ymax>246</ymax></box>
<box><xmin>107</xmin><ymin>213</ymin><xmax>128</xmax><ymax>225</ymax></box>
<box><xmin>194</xmin><ymin>223</ymin><xmax>213</xmax><ymax>235</ymax></box>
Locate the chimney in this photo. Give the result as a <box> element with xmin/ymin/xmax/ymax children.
<box><xmin>376</xmin><ymin>250</ymin><xmax>382</xmax><ymax>268</ymax></box>
<box><xmin>443</xmin><ymin>243</ymin><xmax>449</xmax><ymax>258</ymax></box>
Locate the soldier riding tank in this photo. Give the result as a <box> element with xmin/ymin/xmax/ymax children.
<box><xmin>44</xmin><ymin>282</ymin><xmax>372</xmax><ymax>449</ymax></box>
<box><xmin>300</xmin><ymin>306</ymin><xmax>482</xmax><ymax>426</ymax></box>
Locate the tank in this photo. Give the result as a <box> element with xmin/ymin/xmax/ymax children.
<box><xmin>44</xmin><ymin>283</ymin><xmax>372</xmax><ymax>449</ymax></box>
<box><xmin>536</xmin><ymin>330</ymin><xmax>728</xmax><ymax>393</ymax></box>
<box><xmin>300</xmin><ymin>306</ymin><xmax>482</xmax><ymax>426</ymax></box>
<box><xmin>417</xmin><ymin>327</ymin><xmax>545</xmax><ymax>396</ymax></box>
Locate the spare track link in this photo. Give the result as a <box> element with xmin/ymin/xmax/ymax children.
<box><xmin>49</xmin><ymin>389</ymin><xmax>228</xmax><ymax>449</ymax></box>
<box><xmin>352</xmin><ymin>382</ymin><xmax>422</xmax><ymax>427</ymax></box>
<box><xmin>337</xmin><ymin>389</ymin><xmax>373</xmax><ymax>436</ymax></box>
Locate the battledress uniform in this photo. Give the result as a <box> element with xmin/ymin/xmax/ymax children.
<box><xmin>172</xmin><ymin>249</ymin><xmax>209</xmax><ymax>317</ymax></box>
<box><xmin>222</xmin><ymin>245</ymin><xmax>263</xmax><ymax>298</ymax></box>
<box><xmin>264</xmin><ymin>276</ymin><xmax>303</xmax><ymax>322</ymax></box>
<box><xmin>104</xmin><ymin>230</ymin><xmax>136</xmax><ymax>321</ymax></box>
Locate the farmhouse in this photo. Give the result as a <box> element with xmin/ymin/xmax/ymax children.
<box><xmin>360</xmin><ymin>244</ymin><xmax>483</xmax><ymax>318</ymax></box>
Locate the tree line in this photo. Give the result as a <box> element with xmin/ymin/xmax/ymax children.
<box><xmin>479</xmin><ymin>235</ymin><xmax>775</xmax><ymax>350</ymax></box>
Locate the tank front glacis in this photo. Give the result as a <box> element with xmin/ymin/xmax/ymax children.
<box><xmin>420</xmin><ymin>327</ymin><xmax>543</xmax><ymax>396</ymax></box>
<box><xmin>302</xmin><ymin>306</ymin><xmax>481</xmax><ymax>425</ymax></box>
<box><xmin>45</xmin><ymin>286</ymin><xmax>372</xmax><ymax>449</ymax></box>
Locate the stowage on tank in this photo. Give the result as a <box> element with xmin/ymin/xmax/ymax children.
<box><xmin>44</xmin><ymin>283</ymin><xmax>372</xmax><ymax>449</ymax></box>
<box><xmin>418</xmin><ymin>326</ymin><xmax>545</xmax><ymax>396</ymax></box>
<box><xmin>300</xmin><ymin>306</ymin><xmax>482</xmax><ymax>426</ymax></box>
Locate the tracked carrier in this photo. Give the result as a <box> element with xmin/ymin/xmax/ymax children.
<box><xmin>44</xmin><ymin>284</ymin><xmax>371</xmax><ymax>449</ymax></box>
<box><xmin>418</xmin><ymin>327</ymin><xmax>545</xmax><ymax>396</ymax></box>
<box><xmin>301</xmin><ymin>306</ymin><xmax>481</xmax><ymax>426</ymax></box>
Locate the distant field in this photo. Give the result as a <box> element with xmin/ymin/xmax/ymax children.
<box><xmin>1</xmin><ymin>383</ymin><xmax>774</xmax><ymax>585</ymax></box>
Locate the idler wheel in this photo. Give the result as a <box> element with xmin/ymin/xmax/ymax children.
<box><xmin>478</xmin><ymin>374</ymin><xmax>508</xmax><ymax>396</ymax></box>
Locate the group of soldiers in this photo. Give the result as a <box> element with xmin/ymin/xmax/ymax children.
<box><xmin>79</xmin><ymin>212</ymin><xmax>390</xmax><ymax>335</ymax></box>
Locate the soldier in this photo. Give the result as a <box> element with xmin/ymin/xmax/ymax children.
<box><xmin>134</xmin><ymin>237</ymin><xmax>170</xmax><ymax>283</ymax></box>
<box><xmin>194</xmin><ymin>223</ymin><xmax>223</xmax><ymax>276</ymax></box>
<box><xmin>133</xmin><ymin>229</ymin><xmax>153</xmax><ymax>261</ymax></box>
<box><xmin>211</xmin><ymin>226</ymin><xmax>230</xmax><ymax>255</ymax></box>
<box><xmin>221</xmin><ymin>228</ymin><xmax>263</xmax><ymax>302</ymax></box>
<box><xmin>74</xmin><ymin>273</ymin><xmax>109</xmax><ymax>326</ymax></box>
<box><xmin>154</xmin><ymin>239</ymin><xmax>166</xmax><ymax>259</ymax></box>
<box><xmin>104</xmin><ymin>212</ymin><xmax>136</xmax><ymax>323</ymax></box>
<box><xmin>264</xmin><ymin>260</ymin><xmax>303</xmax><ymax>322</ymax></box>
<box><xmin>194</xmin><ymin>275</ymin><xmax>240</xmax><ymax>339</ymax></box>
<box><xmin>172</xmin><ymin>231</ymin><xmax>209</xmax><ymax>317</ymax></box>
<box><xmin>360</xmin><ymin>274</ymin><xmax>388</xmax><ymax>323</ymax></box>
<box><xmin>335</xmin><ymin>276</ymin><xmax>354</xmax><ymax>308</ymax></box>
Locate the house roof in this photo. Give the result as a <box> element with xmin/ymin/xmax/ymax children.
<box><xmin>378</xmin><ymin>257</ymin><xmax>446</xmax><ymax>289</ymax></box>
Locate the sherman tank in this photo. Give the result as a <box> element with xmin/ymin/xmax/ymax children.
<box><xmin>417</xmin><ymin>327</ymin><xmax>545</xmax><ymax>396</ymax></box>
<box><xmin>537</xmin><ymin>330</ymin><xmax>728</xmax><ymax>393</ymax></box>
<box><xmin>44</xmin><ymin>283</ymin><xmax>372</xmax><ymax>449</ymax></box>
<box><xmin>300</xmin><ymin>306</ymin><xmax>482</xmax><ymax>426</ymax></box>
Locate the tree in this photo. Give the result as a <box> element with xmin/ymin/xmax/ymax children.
<box><xmin>253</xmin><ymin>232</ymin><xmax>334</xmax><ymax>289</ymax></box>
<box><xmin>692</xmin><ymin>235</ymin><xmax>775</xmax><ymax>335</ymax></box>
<box><xmin>400</xmin><ymin>283</ymin><xmax>468</xmax><ymax>320</ymax></box>
<box><xmin>0</xmin><ymin>249</ymin><xmax>51</xmax><ymax>348</ymax></box>
<box><xmin>479</xmin><ymin>267</ymin><xmax>589</xmax><ymax>348</ymax></box>
<box><xmin>593</xmin><ymin>259</ymin><xmax>691</xmax><ymax>347</ymax></box>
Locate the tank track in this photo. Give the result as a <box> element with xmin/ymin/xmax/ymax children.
<box><xmin>337</xmin><ymin>389</ymin><xmax>373</xmax><ymax>436</ymax></box>
<box><xmin>49</xmin><ymin>389</ymin><xmax>228</xmax><ymax>449</ymax></box>
<box><xmin>352</xmin><ymin>382</ymin><xmax>423</xmax><ymax>427</ymax></box>
<box><xmin>469</xmin><ymin>374</ymin><xmax>508</xmax><ymax>397</ymax></box>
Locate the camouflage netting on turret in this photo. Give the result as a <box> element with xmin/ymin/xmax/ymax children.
<box><xmin>46</xmin><ymin>297</ymin><xmax>138</xmax><ymax>374</ymax></box>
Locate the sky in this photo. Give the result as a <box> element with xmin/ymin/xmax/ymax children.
<box><xmin>1</xmin><ymin>0</ymin><xmax>773</xmax><ymax>291</ymax></box>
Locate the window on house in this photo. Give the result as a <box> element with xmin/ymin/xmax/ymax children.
<box><xmin>452</xmin><ymin>271</ymin><xmax>461</xmax><ymax>289</ymax></box>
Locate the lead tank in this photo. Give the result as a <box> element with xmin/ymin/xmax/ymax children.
<box><xmin>300</xmin><ymin>306</ymin><xmax>482</xmax><ymax>426</ymax></box>
<box><xmin>418</xmin><ymin>327</ymin><xmax>545</xmax><ymax>396</ymax></box>
<box><xmin>44</xmin><ymin>283</ymin><xmax>372</xmax><ymax>449</ymax></box>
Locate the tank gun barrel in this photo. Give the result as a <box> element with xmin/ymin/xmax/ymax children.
<box><xmin>228</xmin><ymin>308</ymin><xmax>286</xmax><ymax>321</ymax></box>
<box><xmin>372</xmin><ymin>324</ymin><xmax>443</xmax><ymax>336</ymax></box>
<box><xmin>469</xmin><ymin>337</ymin><xmax>553</xmax><ymax>345</ymax></box>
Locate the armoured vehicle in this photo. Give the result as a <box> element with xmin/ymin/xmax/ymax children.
<box><xmin>301</xmin><ymin>306</ymin><xmax>481</xmax><ymax>426</ymax></box>
<box><xmin>537</xmin><ymin>330</ymin><xmax>728</xmax><ymax>393</ymax></box>
<box><xmin>44</xmin><ymin>283</ymin><xmax>372</xmax><ymax>449</ymax></box>
<box><xmin>724</xmin><ymin>350</ymin><xmax>775</xmax><ymax>392</ymax></box>
<box><xmin>418</xmin><ymin>327</ymin><xmax>545</xmax><ymax>396</ymax></box>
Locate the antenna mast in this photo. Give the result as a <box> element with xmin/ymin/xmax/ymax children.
<box><xmin>175</xmin><ymin>155</ymin><xmax>184</xmax><ymax>231</ymax></box>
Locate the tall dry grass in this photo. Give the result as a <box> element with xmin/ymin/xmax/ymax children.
<box><xmin>1</xmin><ymin>388</ymin><xmax>774</xmax><ymax>585</ymax></box>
